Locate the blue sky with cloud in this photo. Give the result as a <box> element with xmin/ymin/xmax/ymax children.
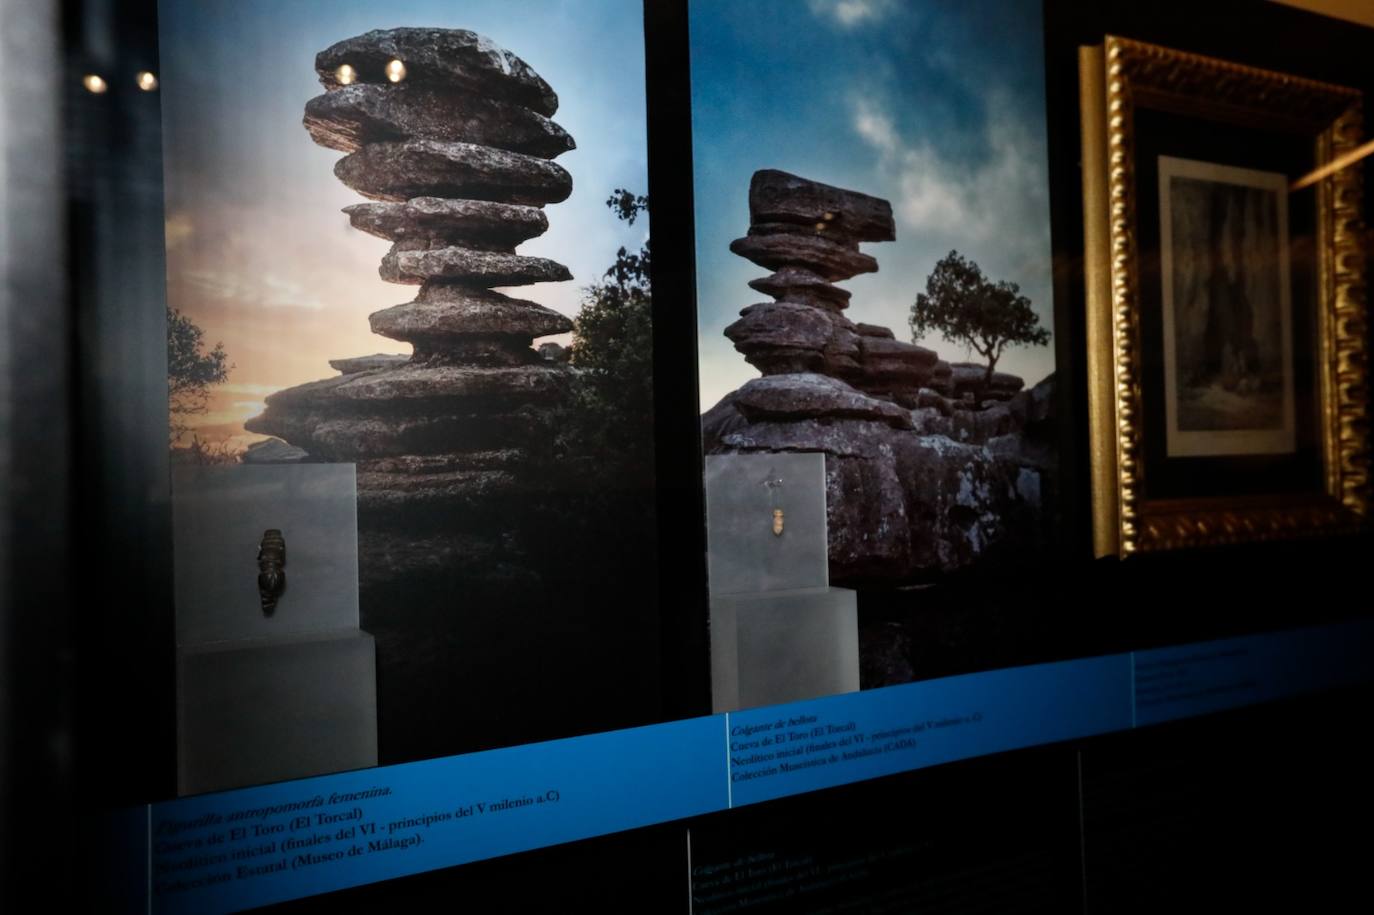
<box><xmin>690</xmin><ymin>0</ymin><xmax>1055</xmax><ymax>409</ymax></box>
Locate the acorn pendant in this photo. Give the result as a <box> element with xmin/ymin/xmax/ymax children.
<box><xmin>761</xmin><ymin>470</ymin><xmax>786</xmax><ymax>537</ymax></box>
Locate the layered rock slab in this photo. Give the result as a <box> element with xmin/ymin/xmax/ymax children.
<box><xmin>748</xmin><ymin>169</ymin><xmax>896</xmax><ymax>242</ymax></box>
<box><xmin>345</xmin><ymin>198</ymin><xmax>548</xmax><ymax>248</ymax></box>
<box><xmin>370</xmin><ymin>285</ymin><xmax>572</xmax><ymax>347</ymax></box>
<box><xmin>729</xmin><ymin>233</ymin><xmax>878</xmax><ymax>281</ymax></box>
<box><xmin>314</xmin><ymin>28</ymin><xmax>560</xmax><ymax>116</ymax></box>
<box><xmin>748</xmin><ymin>266</ymin><xmax>851</xmax><ymax>311</ymax></box>
<box><xmin>305</xmin><ymin>82</ymin><xmax>573</xmax><ymax>158</ymax></box>
<box><xmin>379</xmin><ymin>245</ymin><xmax>571</xmax><ymax>286</ymax></box>
<box><xmin>724</xmin><ymin>302</ymin><xmax>859</xmax><ymax>377</ymax></box>
<box><xmin>335</xmin><ymin>139</ymin><xmax>572</xmax><ymax>205</ymax></box>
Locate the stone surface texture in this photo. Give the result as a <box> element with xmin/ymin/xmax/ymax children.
<box><xmin>247</xmin><ymin>28</ymin><xmax>576</xmax><ymax>586</ymax></box>
<box><xmin>706</xmin><ymin>169</ymin><xmax>1052</xmax><ymax>584</ymax></box>
<box><xmin>329</xmin><ymin>353</ymin><xmax>410</xmax><ymax>374</ymax></box>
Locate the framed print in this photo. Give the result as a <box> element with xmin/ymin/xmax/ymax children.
<box><xmin>1158</xmin><ymin>156</ymin><xmax>1295</xmax><ymax>459</ymax></box>
<box><xmin>1079</xmin><ymin>36</ymin><xmax>1369</xmax><ymax>555</ymax></box>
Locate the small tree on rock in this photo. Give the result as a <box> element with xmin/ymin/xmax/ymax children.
<box><xmin>168</xmin><ymin>305</ymin><xmax>231</xmax><ymax>445</ymax></box>
<box><xmin>567</xmin><ymin>189</ymin><xmax>653</xmax><ymax>485</ymax></box>
<box><xmin>909</xmin><ymin>250</ymin><xmax>1049</xmax><ymax>393</ymax></box>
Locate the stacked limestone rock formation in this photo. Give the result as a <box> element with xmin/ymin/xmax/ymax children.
<box><xmin>722</xmin><ymin>170</ymin><xmax>941</xmax><ymax>409</ymax></box>
<box><xmin>246</xmin><ymin>28</ymin><xmax>576</xmax><ymax>583</ymax></box>
<box><xmin>704</xmin><ymin>170</ymin><xmax>1053</xmax><ymax>583</ymax></box>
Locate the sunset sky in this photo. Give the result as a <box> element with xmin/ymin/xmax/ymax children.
<box><xmin>689</xmin><ymin>0</ymin><xmax>1056</xmax><ymax>410</ymax></box>
<box><xmin>159</xmin><ymin>0</ymin><xmax>649</xmax><ymax>447</ymax></box>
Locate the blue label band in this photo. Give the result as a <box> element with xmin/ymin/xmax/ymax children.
<box><xmin>139</xmin><ymin>619</ymin><xmax>1374</xmax><ymax>914</ymax></box>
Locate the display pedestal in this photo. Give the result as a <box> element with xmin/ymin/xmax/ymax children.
<box><xmin>177</xmin><ymin>631</ymin><xmax>377</xmax><ymax>795</ymax></box>
<box><xmin>710</xmin><ymin>586</ymin><xmax>858</xmax><ymax>713</ymax></box>
<box><xmin>172</xmin><ymin>464</ymin><xmax>377</xmax><ymax>795</ymax></box>
<box><xmin>705</xmin><ymin>453</ymin><xmax>860</xmax><ymax>713</ymax></box>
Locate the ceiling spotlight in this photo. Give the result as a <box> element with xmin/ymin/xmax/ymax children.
<box><xmin>136</xmin><ymin>70</ymin><xmax>159</xmax><ymax>92</ymax></box>
<box><xmin>385</xmin><ymin>59</ymin><xmax>407</xmax><ymax>83</ymax></box>
<box><xmin>335</xmin><ymin>63</ymin><xmax>357</xmax><ymax>86</ymax></box>
<box><xmin>82</xmin><ymin>74</ymin><xmax>108</xmax><ymax>94</ymax></box>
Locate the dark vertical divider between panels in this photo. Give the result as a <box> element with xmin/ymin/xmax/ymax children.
<box><xmin>2</xmin><ymin>0</ymin><xmax>72</xmax><ymax>909</ymax></box>
<box><xmin>66</xmin><ymin>0</ymin><xmax>176</xmax><ymax>803</ymax></box>
<box><xmin>1041</xmin><ymin>0</ymin><xmax>1092</xmax><ymax>564</ymax></box>
<box><xmin>63</xmin><ymin>6</ymin><xmax>177</xmax><ymax>910</ymax></box>
<box><xmin>644</xmin><ymin>0</ymin><xmax>712</xmax><ymax>722</ymax></box>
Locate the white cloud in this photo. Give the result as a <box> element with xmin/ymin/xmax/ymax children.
<box><xmin>850</xmin><ymin>94</ymin><xmax>1048</xmax><ymax>255</ymax></box>
<box><xmin>808</xmin><ymin>0</ymin><xmax>897</xmax><ymax>28</ymax></box>
<box><xmin>182</xmin><ymin>268</ymin><xmax>326</xmax><ymax>311</ymax></box>
<box><xmin>846</xmin><ymin>93</ymin><xmax>1055</xmax><ymax>375</ymax></box>
<box><xmin>853</xmin><ymin>101</ymin><xmax>900</xmax><ymax>156</ymax></box>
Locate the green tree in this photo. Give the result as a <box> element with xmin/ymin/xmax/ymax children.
<box><xmin>567</xmin><ymin>189</ymin><xmax>653</xmax><ymax>484</ymax></box>
<box><xmin>909</xmin><ymin>250</ymin><xmax>1049</xmax><ymax>393</ymax></box>
<box><xmin>167</xmin><ymin>305</ymin><xmax>231</xmax><ymax>445</ymax></box>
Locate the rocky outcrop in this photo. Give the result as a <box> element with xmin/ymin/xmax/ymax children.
<box><xmin>707</xmin><ymin>394</ymin><xmax>1051</xmax><ymax>582</ymax></box>
<box><xmin>242</xmin><ymin>438</ymin><xmax>309</xmax><ymax>464</ymax></box>
<box><xmin>246</xmin><ymin>28</ymin><xmax>575</xmax><ymax>585</ymax></box>
<box><xmin>706</xmin><ymin>170</ymin><xmax>1052</xmax><ymax>584</ymax></box>
<box><xmin>948</xmin><ymin>362</ymin><xmax>1024</xmax><ymax>402</ymax></box>
<box><xmin>731</xmin><ymin>374</ymin><xmax>913</xmax><ymax>430</ymax></box>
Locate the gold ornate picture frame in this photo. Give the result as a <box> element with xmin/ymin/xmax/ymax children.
<box><xmin>1079</xmin><ymin>37</ymin><xmax>1369</xmax><ymax>556</ymax></box>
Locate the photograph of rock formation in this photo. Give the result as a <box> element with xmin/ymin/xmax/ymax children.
<box><xmin>691</xmin><ymin>0</ymin><xmax>1066</xmax><ymax>687</ymax></box>
<box><xmin>161</xmin><ymin>3</ymin><xmax>661</xmax><ymax>762</ymax></box>
<box><xmin>704</xmin><ymin>169</ymin><xmax>1053</xmax><ymax>580</ymax></box>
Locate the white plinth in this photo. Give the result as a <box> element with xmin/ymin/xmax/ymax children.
<box><xmin>710</xmin><ymin>586</ymin><xmax>859</xmax><ymax>713</ymax></box>
<box><xmin>177</xmin><ymin>630</ymin><xmax>377</xmax><ymax>795</ymax></box>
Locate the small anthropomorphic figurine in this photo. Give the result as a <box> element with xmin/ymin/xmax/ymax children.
<box><xmin>257</xmin><ymin>529</ymin><xmax>286</xmax><ymax>614</ymax></box>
